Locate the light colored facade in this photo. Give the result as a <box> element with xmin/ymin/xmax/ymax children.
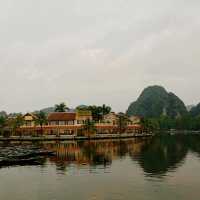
<box><xmin>128</xmin><ymin>116</ymin><xmax>141</xmax><ymax>125</ymax></box>
<box><xmin>103</xmin><ymin>112</ymin><xmax>118</xmax><ymax>125</ymax></box>
<box><xmin>47</xmin><ymin>111</ymin><xmax>93</xmax><ymax>126</ymax></box>
<box><xmin>23</xmin><ymin>113</ymin><xmax>37</xmax><ymax>127</ymax></box>
<box><xmin>17</xmin><ymin>111</ymin><xmax>142</xmax><ymax>136</ymax></box>
<box><xmin>76</xmin><ymin>110</ymin><xmax>93</xmax><ymax>124</ymax></box>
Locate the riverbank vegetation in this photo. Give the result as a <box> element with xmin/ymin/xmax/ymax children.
<box><xmin>141</xmin><ymin>115</ymin><xmax>200</xmax><ymax>131</ymax></box>
<box><xmin>127</xmin><ymin>85</ymin><xmax>200</xmax><ymax>131</ymax></box>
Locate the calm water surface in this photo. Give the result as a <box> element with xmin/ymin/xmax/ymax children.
<box><xmin>0</xmin><ymin>134</ymin><xmax>200</xmax><ymax>200</ymax></box>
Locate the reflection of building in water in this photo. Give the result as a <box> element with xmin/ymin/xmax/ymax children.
<box><xmin>43</xmin><ymin>139</ymin><xmax>149</xmax><ymax>168</ymax></box>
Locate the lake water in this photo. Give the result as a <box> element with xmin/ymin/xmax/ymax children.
<box><xmin>0</xmin><ymin>134</ymin><xmax>200</xmax><ymax>200</ymax></box>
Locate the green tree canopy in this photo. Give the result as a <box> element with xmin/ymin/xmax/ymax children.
<box><xmin>87</xmin><ymin>104</ymin><xmax>111</xmax><ymax>122</ymax></box>
<box><xmin>55</xmin><ymin>102</ymin><xmax>69</xmax><ymax>112</ymax></box>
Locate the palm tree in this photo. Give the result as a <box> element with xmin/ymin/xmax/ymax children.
<box><xmin>102</xmin><ymin>104</ymin><xmax>111</xmax><ymax>116</ymax></box>
<box><xmin>35</xmin><ymin>111</ymin><xmax>47</xmax><ymax>136</ymax></box>
<box><xmin>88</xmin><ymin>105</ymin><xmax>100</xmax><ymax>122</ymax></box>
<box><xmin>88</xmin><ymin>104</ymin><xmax>112</xmax><ymax>122</ymax></box>
<box><xmin>55</xmin><ymin>102</ymin><xmax>69</xmax><ymax>112</ymax></box>
<box><xmin>82</xmin><ymin>119</ymin><xmax>96</xmax><ymax>137</ymax></box>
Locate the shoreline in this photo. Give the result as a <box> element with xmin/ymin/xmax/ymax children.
<box><xmin>0</xmin><ymin>133</ymin><xmax>153</xmax><ymax>141</ymax></box>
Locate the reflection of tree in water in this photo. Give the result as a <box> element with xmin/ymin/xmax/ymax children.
<box><xmin>132</xmin><ymin>134</ymin><xmax>188</xmax><ymax>178</ymax></box>
<box><xmin>43</xmin><ymin>135</ymin><xmax>200</xmax><ymax>175</ymax></box>
<box><xmin>78</xmin><ymin>141</ymin><xmax>112</xmax><ymax>166</ymax></box>
<box><xmin>2</xmin><ymin>135</ymin><xmax>200</xmax><ymax>175</ymax></box>
<box><xmin>43</xmin><ymin>139</ymin><xmax>147</xmax><ymax>172</ymax></box>
<box><xmin>184</xmin><ymin>135</ymin><xmax>200</xmax><ymax>158</ymax></box>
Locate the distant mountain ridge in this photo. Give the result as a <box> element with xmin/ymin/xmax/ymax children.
<box><xmin>186</xmin><ymin>105</ymin><xmax>195</xmax><ymax>111</ymax></box>
<box><xmin>190</xmin><ymin>103</ymin><xmax>200</xmax><ymax>117</ymax></box>
<box><xmin>127</xmin><ymin>86</ymin><xmax>188</xmax><ymax>118</ymax></box>
<box><xmin>34</xmin><ymin>107</ymin><xmax>55</xmax><ymax>114</ymax></box>
<box><xmin>34</xmin><ymin>107</ymin><xmax>75</xmax><ymax>114</ymax></box>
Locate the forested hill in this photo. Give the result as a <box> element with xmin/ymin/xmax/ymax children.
<box><xmin>127</xmin><ymin>86</ymin><xmax>188</xmax><ymax>118</ymax></box>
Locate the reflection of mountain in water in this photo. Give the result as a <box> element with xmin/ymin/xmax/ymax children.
<box><xmin>132</xmin><ymin>135</ymin><xmax>188</xmax><ymax>177</ymax></box>
<box><xmin>184</xmin><ymin>135</ymin><xmax>200</xmax><ymax>157</ymax></box>
<box><xmin>42</xmin><ymin>134</ymin><xmax>200</xmax><ymax>177</ymax></box>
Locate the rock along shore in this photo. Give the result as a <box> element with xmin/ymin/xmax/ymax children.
<box><xmin>0</xmin><ymin>146</ymin><xmax>55</xmax><ymax>167</ymax></box>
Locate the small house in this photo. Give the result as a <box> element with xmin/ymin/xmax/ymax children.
<box><xmin>128</xmin><ymin>116</ymin><xmax>141</xmax><ymax>125</ymax></box>
<box><xmin>103</xmin><ymin>112</ymin><xmax>118</xmax><ymax>125</ymax></box>
<box><xmin>23</xmin><ymin>113</ymin><xmax>37</xmax><ymax>127</ymax></box>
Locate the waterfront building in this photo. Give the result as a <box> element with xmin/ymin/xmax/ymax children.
<box><xmin>103</xmin><ymin>112</ymin><xmax>118</xmax><ymax>125</ymax></box>
<box><xmin>128</xmin><ymin>116</ymin><xmax>141</xmax><ymax>125</ymax></box>
<box><xmin>47</xmin><ymin>112</ymin><xmax>77</xmax><ymax>135</ymax></box>
<box><xmin>17</xmin><ymin>111</ymin><xmax>142</xmax><ymax>136</ymax></box>
<box><xmin>48</xmin><ymin>112</ymin><xmax>76</xmax><ymax>126</ymax></box>
<box><xmin>76</xmin><ymin>110</ymin><xmax>93</xmax><ymax>124</ymax></box>
<box><xmin>23</xmin><ymin>113</ymin><xmax>37</xmax><ymax>127</ymax></box>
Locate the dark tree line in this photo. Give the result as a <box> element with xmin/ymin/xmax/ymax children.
<box><xmin>142</xmin><ymin>115</ymin><xmax>200</xmax><ymax>131</ymax></box>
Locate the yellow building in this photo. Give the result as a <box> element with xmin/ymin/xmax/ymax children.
<box><xmin>103</xmin><ymin>112</ymin><xmax>118</xmax><ymax>125</ymax></box>
<box><xmin>128</xmin><ymin>116</ymin><xmax>141</xmax><ymax>125</ymax></box>
<box><xmin>76</xmin><ymin>110</ymin><xmax>93</xmax><ymax>124</ymax></box>
<box><xmin>23</xmin><ymin>113</ymin><xmax>37</xmax><ymax>127</ymax></box>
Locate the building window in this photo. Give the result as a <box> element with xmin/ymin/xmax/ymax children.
<box><xmin>26</xmin><ymin>121</ymin><xmax>32</xmax><ymax>126</ymax></box>
<box><xmin>67</xmin><ymin>121</ymin><xmax>74</xmax><ymax>125</ymax></box>
<box><xmin>59</xmin><ymin>121</ymin><xmax>66</xmax><ymax>125</ymax></box>
<box><xmin>50</xmin><ymin>121</ymin><xmax>57</xmax><ymax>125</ymax></box>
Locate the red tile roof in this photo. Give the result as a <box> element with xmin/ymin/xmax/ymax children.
<box><xmin>48</xmin><ymin>112</ymin><xmax>76</xmax><ymax>121</ymax></box>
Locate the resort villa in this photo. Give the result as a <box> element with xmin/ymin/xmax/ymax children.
<box><xmin>103</xmin><ymin>112</ymin><xmax>118</xmax><ymax>125</ymax></box>
<box><xmin>128</xmin><ymin>116</ymin><xmax>141</xmax><ymax>125</ymax></box>
<box><xmin>48</xmin><ymin>112</ymin><xmax>76</xmax><ymax>126</ymax></box>
<box><xmin>76</xmin><ymin>110</ymin><xmax>93</xmax><ymax>124</ymax></box>
<box><xmin>16</xmin><ymin>110</ymin><xmax>142</xmax><ymax>136</ymax></box>
<box><xmin>23</xmin><ymin>113</ymin><xmax>37</xmax><ymax>127</ymax></box>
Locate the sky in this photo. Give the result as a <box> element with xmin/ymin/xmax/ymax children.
<box><xmin>0</xmin><ymin>0</ymin><xmax>200</xmax><ymax>113</ymax></box>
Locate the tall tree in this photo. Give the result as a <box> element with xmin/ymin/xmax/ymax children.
<box><xmin>102</xmin><ymin>104</ymin><xmax>111</xmax><ymax>116</ymax></box>
<box><xmin>35</xmin><ymin>111</ymin><xmax>47</xmax><ymax>136</ymax></box>
<box><xmin>88</xmin><ymin>104</ymin><xmax>111</xmax><ymax>122</ymax></box>
<box><xmin>55</xmin><ymin>102</ymin><xmax>69</xmax><ymax>112</ymax></box>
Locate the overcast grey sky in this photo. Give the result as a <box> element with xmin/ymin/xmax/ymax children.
<box><xmin>0</xmin><ymin>0</ymin><xmax>199</xmax><ymax>113</ymax></box>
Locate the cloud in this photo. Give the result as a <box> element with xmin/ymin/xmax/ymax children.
<box><xmin>0</xmin><ymin>0</ymin><xmax>199</xmax><ymax>112</ymax></box>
